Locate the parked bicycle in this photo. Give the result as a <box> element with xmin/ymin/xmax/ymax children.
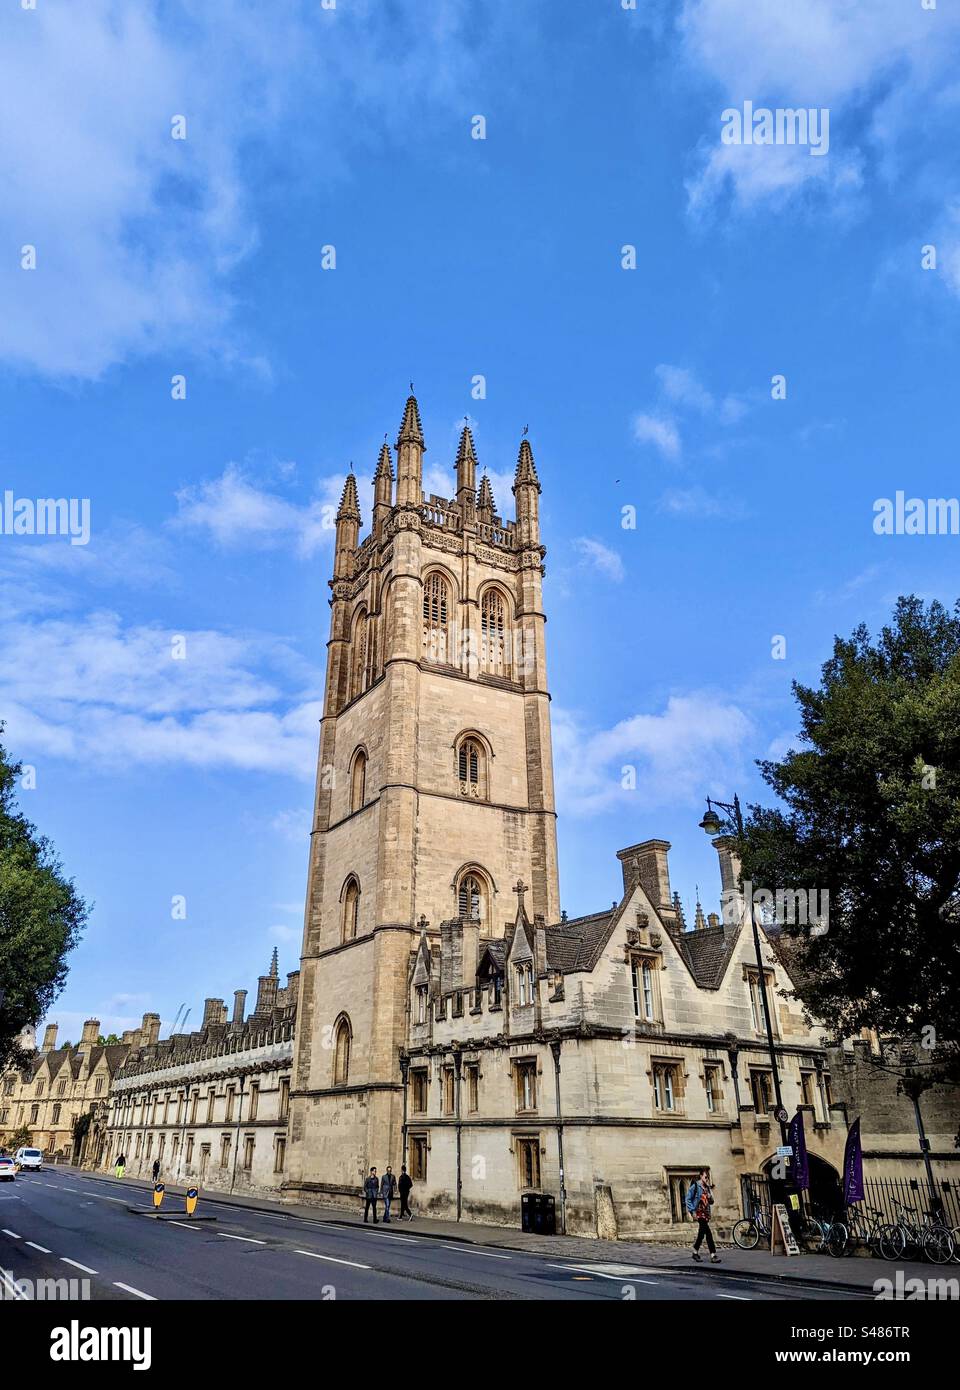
<box><xmin>879</xmin><ymin>1200</ymin><xmax>954</xmax><ymax>1264</ymax></box>
<box><xmin>732</xmin><ymin>1203</ymin><xmax>772</xmax><ymax>1250</ymax></box>
<box><xmin>828</xmin><ymin>1205</ymin><xmax>897</xmax><ymax>1259</ymax></box>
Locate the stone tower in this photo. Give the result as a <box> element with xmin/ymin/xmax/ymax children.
<box><xmin>285</xmin><ymin>394</ymin><xmax>560</xmax><ymax>1200</ymax></box>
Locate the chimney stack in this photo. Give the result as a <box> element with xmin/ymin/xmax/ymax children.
<box><xmin>80</xmin><ymin>1018</ymin><xmax>100</xmax><ymax>1047</ymax></box>
<box><xmin>616</xmin><ymin>840</ymin><xmax>678</xmax><ymax>926</ymax></box>
<box><xmin>140</xmin><ymin>1012</ymin><xmax>161</xmax><ymax>1047</ymax></box>
<box><xmin>41</xmin><ymin>1023</ymin><xmax>59</xmax><ymax>1053</ymax></box>
<box><xmin>232</xmin><ymin>990</ymin><xmax>247</xmax><ymax>1025</ymax></box>
<box><xmin>713</xmin><ymin>836</ymin><xmax>743</xmax><ymax>923</ymax></box>
<box><xmin>202</xmin><ymin>998</ymin><xmax>223</xmax><ymax>1029</ymax></box>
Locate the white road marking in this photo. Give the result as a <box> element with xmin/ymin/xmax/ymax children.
<box><xmin>168</xmin><ymin>1221</ymin><xmax>201</xmax><ymax>1232</ymax></box>
<box><xmin>0</xmin><ymin>1268</ymin><xmax>26</xmax><ymax>1299</ymax></box>
<box><xmin>62</xmin><ymin>1258</ymin><xmax>98</xmax><ymax>1275</ymax></box>
<box><xmin>294</xmin><ymin>1249</ymin><xmax>370</xmax><ymax>1269</ymax></box>
<box><xmin>441</xmin><ymin>1244</ymin><xmax>511</xmax><ymax>1259</ymax></box>
<box><xmin>363</xmin><ymin>1230</ymin><xmax>420</xmax><ymax>1243</ymax></box>
<box><xmin>716</xmin><ymin>1293</ymin><xmax>750</xmax><ymax>1300</ymax></box>
<box><xmin>546</xmin><ymin>1262</ymin><xmax>658</xmax><ymax>1284</ymax></box>
<box><xmin>1</xmin><ymin>1229</ymin><xmax>21</xmax><ymax>1239</ymax></box>
<box><xmin>114</xmin><ymin>1282</ymin><xmax>157</xmax><ymax>1301</ymax></box>
<box><xmin>218</xmin><ymin>1233</ymin><xmax>266</xmax><ymax>1245</ymax></box>
<box><xmin>26</xmin><ymin>1241</ymin><xmax>51</xmax><ymax>1253</ymax></box>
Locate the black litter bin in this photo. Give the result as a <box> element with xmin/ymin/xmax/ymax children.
<box><xmin>521</xmin><ymin>1192</ymin><xmax>556</xmax><ymax>1235</ymax></box>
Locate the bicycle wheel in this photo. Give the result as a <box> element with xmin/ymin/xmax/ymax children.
<box><xmin>733</xmin><ymin>1218</ymin><xmax>760</xmax><ymax>1250</ymax></box>
<box><xmin>879</xmin><ymin>1225</ymin><xmax>905</xmax><ymax>1261</ymax></box>
<box><xmin>923</xmin><ymin>1226</ymin><xmax>954</xmax><ymax>1265</ymax></box>
<box><xmin>798</xmin><ymin>1216</ymin><xmax>825</xmax><ymax>1251</ymax></box>
<box><xmin>825</xmin><ymin>1222</ymin><xmax>849</xmax><ymax>1258</ymax></box>
<box><xmin>951</xmin><ymin>1227</ymin><xmax>960</xmax><ymax>1264</ymax></box>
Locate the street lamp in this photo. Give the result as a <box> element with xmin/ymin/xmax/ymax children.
<box><xmin>698</xmin><ymin>794</ymin><xmax>789</xmax><ymax>1148</ymax></box>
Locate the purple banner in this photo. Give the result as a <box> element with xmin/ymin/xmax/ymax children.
<box><xmin>788</xmin><ymin>1109</ymin><xmax>809</xmax><ymax>1191</ymax></box>
<box><xmin>843</xmin><ymin>1117</ymin><xmax>865</xmax><ymax>1205</ymax></box>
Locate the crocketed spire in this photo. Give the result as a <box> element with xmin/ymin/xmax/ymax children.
<box><xmin>477</xmin><ymin>474</ymin><xmax>496</xmax><ymax>513</ymax></box>
<box><xmin>336</xmin><ymin>471</ymin><xmax>361</xmax><ymax>522</ymax></box>
<box><xmin>455</xmin><ymin>424</ymin><xmax>478</xmax><ymax>469</ymax></box>
<box><xmin>374</xmin><ymin>441</ymin><xmax>394</xmax><ymax>481</ymax></box>
<box><xmin>396</xmin><ymin>393</ymin><xmax>424</xmax><ymax>449</ymax></box>
<box><xmin>513</xmin><ymin>436</ymin><xmax>541</xmax><ymax>492</ymax></box>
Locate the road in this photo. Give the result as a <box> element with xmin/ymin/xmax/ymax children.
<box><xmin>1</xmin><ymin>1168</ymin><xmax>867</xmax><ymax>1301</ymax></box>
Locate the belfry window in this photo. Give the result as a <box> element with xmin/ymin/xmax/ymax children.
<box><xmin>457</xmin><ymin>736</ymin><xmax>486</xmax><ymax>799</ymax></box>
<box><xmin>351</xmin><ymin>611</ymin><xmax>368</xmax><ymax>699</ymax></box>
<box><xmin>480</xmin><ymin>588</ymin><xmax>509</xmax><ymax>677</ymax></box>
<box><xmin>342</xmin><ymin>877</ymin><xmax>360</xmax><ymax>942</ymax></box>
<box><xmin>458</xmin><ymin>872</ymin><xmax>485</xmax><ymax>924</ymax></box>
<box><xmin>423</xmin><ymin>572</ymin><xmax>450</xmax><ymax>664</ymax></box>
<box><xmin>350</xmin><ymin>749</ymin><xmax>366</xmax><ymax>812</ymax></box>
<box><xmin>333</xmin><ymin>1017</ymin><xmax>351</xmax><ymax>1085</ymax></box>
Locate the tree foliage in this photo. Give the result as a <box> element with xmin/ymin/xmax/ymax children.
<box><xmin>739</xmin><ymin>596</ymin><xmax>960</xmax><ymax>1045</ymax></box>
<box><xmin>0</xmin><ymin>728</ymin><xmax>88</xmax><ymax>1062</ymax></box>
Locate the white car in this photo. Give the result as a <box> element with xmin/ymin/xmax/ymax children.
<box><xmin>0</xmin><ymin>1156</ymin><xmax>15</xmax><ymax>1181</ymax></box>
<box><xmin>14</xmin><ymin>1147</ymin><xmax>43</xmax><ymax>1171</ymax></box>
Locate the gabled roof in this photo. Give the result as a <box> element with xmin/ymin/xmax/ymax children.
<box><xmin>671</xmin><ymin>922</ymin><xmax>741</xmax><ymax>990</ymax></box>
<box><xmin>544</xmin><ymin>911</ymin><xmax>616</xmax><ymax>974</ymax></box>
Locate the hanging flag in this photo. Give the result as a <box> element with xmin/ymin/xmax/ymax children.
<box><xmin>843</xmin><ymin>1118</ymin><xmax>865</xmax><ymax>1204</ymax></box>
<box><xmin>788</xmin><ymin>1110</ymin><xmax>809</xmax><ymax>1191</ymax></box>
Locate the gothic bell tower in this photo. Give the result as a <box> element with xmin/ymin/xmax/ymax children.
<box><xmin>284</xmin><ymin>393</ymin><xmax>560</xmax><ymax>1201</ymax></box>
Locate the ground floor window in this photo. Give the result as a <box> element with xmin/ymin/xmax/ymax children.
<box><xmin>410</xmin><ymin>1133</ymin><xmax>428</xmax><ymax>1182</ymax></box>
<box><xmin>668</xmin><ymin>1171</ymin><xmax>701</xmax><ymax>1223</ymax></box>
<box><xmin>220</xmin><ymin>1135</ymin><xmax>231</xmax><ymax>1169</ymax></box>
<box><xmin>274</xmin><ymin>1135</ymin><xmax>286</xmax><ymax>1173</ymax></box>
<box><xmin>243</xmin><ymin>1134</ymin><xmax>255</xmax><ymax>1171</ymax></box>
<box><xmin>516</xmin><ymin>1135</ymin><xmax>541</xmax><ymax>1190</ymax></box>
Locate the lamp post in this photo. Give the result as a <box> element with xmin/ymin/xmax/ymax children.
<box><xmin>698</xmin><ymin>795</ymin><xmax>789</xmax><ymax>1149</ymax></box>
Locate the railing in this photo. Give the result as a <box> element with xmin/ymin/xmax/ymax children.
<box><xmin>741</xmin><ymin>1171</ymin><xmax>960</xmax><ymax>1227</ymax></box>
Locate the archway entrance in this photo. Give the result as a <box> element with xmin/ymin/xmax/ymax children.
<box><xmin>761</xmin><ymin>1152</ymin><xmax>843</xmax><ymax>1221</ymax></box>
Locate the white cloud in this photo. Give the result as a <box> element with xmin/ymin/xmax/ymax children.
<box><xmin>174</xmin><ymin>464</ymin><xmax>342</xmax><ymax>557</ymax></box>
<box><xmin>572</xmin><ymin>537</ymin><xmax>625</xmax><ymax>583</ymax></box>
<box><xmin>657</xmin><ymin>486</ymin><xmax>746</xmax><ymax>520</ymax></box>
<box><xmin>0</xmin><ymin>609</ymin><xmax>322</xmax><ymax>778</ymax></box>
<box><xmin>553</xmin><ymin>694</ymin><xmax>754</xmax><ymax>818</ymax></box>
<box><xmin>633</xmin><ymin>413</ymin><xmax>681</xmax><ymax>460</ymax></box>
<box><xmin>678</xmin><ymin>0</ymin><xmax>960</xmax><ymax>216</ymax></box>
<box><xmin>654</xmin><ymin>364</ymin><xmax>747</xmax><ymax>425</ymax></box>
<box><xmin>0</xmin><ymin>0</ymin><xmax>536</xmax><ymax>380</ymax></box>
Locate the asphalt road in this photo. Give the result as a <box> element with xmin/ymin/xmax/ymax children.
<box><xmin>1</xmin><ymin>1169</ymin><xmax>868</xmax><ymax>1302</ymax></box>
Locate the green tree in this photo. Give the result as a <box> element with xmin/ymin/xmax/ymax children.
<box><xmin>0</xmin><ymin>728</ymin><xmax>88</xmax><ymax>1061</ymax></box>
<box><xmin>97</xmin><ymin>1034</ymin><xmax>121</xmax><ymax>1046</ymax></box>
<box><xmin>739</xmin><ymin>596</ymin><xmax>960</xmax><ymax>1044</ymax></box>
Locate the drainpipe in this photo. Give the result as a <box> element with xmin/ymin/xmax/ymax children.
<box><xmin>229</xmin><ymin>1074</ymin><xmax>246</xmax><ymax>1194</ymax></box>
<box><xmin>399</xmin><ymin>1053</ymin><xmax>410</xmax><ymax>1172</ymax></box>
<box><xmin>549</xmin><ymin>1038</ymin><xmax>566</xmax><ymax>1235</ymax></box>
<box><xmin>454</xmin><ymin>1049</ymin><xmax>463</xmax><ymax>1222</ymax></box>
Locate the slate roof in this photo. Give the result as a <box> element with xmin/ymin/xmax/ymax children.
<box><xmin>544</xmin><ymin>911</ymin><xmax>616</xmax><ymax>974</ymax></box>
<box><xmin>671</xmin><ymin>923</ymin><xmax>740</xmax><ymax>989</ymax></box>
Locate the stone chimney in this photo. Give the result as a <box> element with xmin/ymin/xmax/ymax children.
<box><xmin>232</xmin><ymin>990</ymin><xmax>247</xmax><ymax>1025</ymax></box>
<box><xmin>140</xmin><ymin>1012</ymin><xmax>161</xmax><ymax>1047</ymax></box>
<box><xmin>616</xmin><ymin>840</ymin><xmax>678</xmax><ymax>926</ymax></box>
<box><xmin>202</xmin><ymin>998</ymin><xmax>223</xmax><ymax>1028</ymax></box>
<box><xmin>713</xmin><ymin>836</ymin><xmax>743</xmax><ymax>924</ymax></box>
<box><xmin>80</xmin><ymin>1018</ymin><xmax>100</xmax><ymax>1047</ymax></box>
<box><xmin>462</xmin><ymin>920</ymin><xmax>479</xmax><ymax>990</ymax></box>
<box><xmin>121</xmin><ymin>1030</ymin><xmax>135</xmax><ymax>1045</ymax></box>
<box><xmin>41</xmin><ymin>1023</ymin><xmax>58</xmax><ymax>1053</ymax></box>
<box><xmin>440</xmin><ymin>920</ymin><xmax>462</xmax><ymax>995</ymax></box>
<box><xmin>285</xmin><ymin>971</ymin><xmax>300</xmax><ymax>1006</ymax></box>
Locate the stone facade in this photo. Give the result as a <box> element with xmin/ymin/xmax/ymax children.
<box><xmin>0</xmin><ymin>1019</ymin><xmax>131</xmax><ymax>1165</ymax></box>
<box><xmin>98</xmin><ymin>952</ymin><xmax>298</xmax><ymax>1196</ymax></box>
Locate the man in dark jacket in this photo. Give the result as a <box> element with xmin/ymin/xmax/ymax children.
<box><xmin>398</xmin><ymin>1164</ymin><xmax>413</xmax><ymax>1221</ymax></box>
<box><xmin>363</xmin><ymin>1166</ymin><xmax>379</xmax><ymax>1223</ymax></box>
<box><xmin>380</xmin><ymin>1167</ymin><xmax>397</xmax><ymax>1223</ymax></box>
<box><xmin>152</xmin><ymin>1159</ymin><xmax>161</xmax><ymax>1184</ymax></box>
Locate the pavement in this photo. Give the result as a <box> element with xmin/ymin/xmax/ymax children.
<box><xmin>1</xmin><ymin>1165</ymin><xmax>941</xmax><ymax>1300</ymax></box>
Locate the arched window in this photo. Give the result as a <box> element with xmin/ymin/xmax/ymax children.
<box><xmin>456</xmin><ymin>736</ymin><xmax>487</xmax><ymax>799</ymax></box>
<box><xmin>351</xmin><ymin>749</ymin><xmax>366</xmax><ymax>812</ymax></box>
<box><xmin>423</xmin><ymin>572</ymin><xmax>450</xmax><ymax>664</ymax></box>
<box><xmin>457</xmin><ymin>871</ymin><xmax>487</xmax><ymax>925</ymax></box>
<box><xmin>342</xmin><ymin>877</ymin><xmax>360</xmax><ymax>942</ymax></box>
<box><xmin>480</xmin><ymin>588</ymin><xmax>510</xmax><ymax>677</ymax></box>
<box><xmin>333</xmin><ymin>1016</ymin><xmax>351</xmax><ymax>1085</ymax></box>
<box><xmin>351</xmin><ymin>611</ymin><xmax>368</xmax><ymax>700</ymax></box>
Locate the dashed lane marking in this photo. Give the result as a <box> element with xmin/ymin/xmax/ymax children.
<box><xmin>294</xmin><ymin>1250</ymin><xmax>370</xmax><ymax>1269</ymax></box>
<box><xmin>1</xmin><ymin>1229</ymin><xmax>21</xmax><ymax>1239</ymax></box>
<box><xmin>167</xmin><ymin>1221</ymin><xmax>202</xmax><ymax>1232</ymax></box>
<box><xmin>218</xmin><ymin>1233</ymin><xmax>267</xmax><ymax>1245</ymax></box>
<box><xmin>26</xmin><ymin>1241</ymin><xmax>51</xmax><ymax>1253</ymax></box>
<box><xmin>717</xmin><ymin>1293</ymin><xmax>751</xmax><ymax>1300</ymax></box>
<box><xmin>441</xmin><ymin>1245</ymin><xmax>511</xmax><ymax>1259</ymax></box>
<box><xmin>62</xmin><ymin>1259</ymin><xmax>98</xmax><ymax>1275</ymax></box>
<box><xmin>114</xmin><ymin>1282</ymin><xmax>157</xmax><ymax>1301</ymax></box>
<box><xmin>546</xmin><ymin>1263</ymin><xmax>659</xmax><ymax>1285</ymax></box>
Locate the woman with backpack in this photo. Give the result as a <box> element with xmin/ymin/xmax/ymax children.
<box><xmin>687</xmin><ymin>1168</ymin><xmax>721</xmax><ymax>1262</ymax></box>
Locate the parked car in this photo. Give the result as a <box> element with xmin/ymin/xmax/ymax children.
<box><xmin>14</xmin><ymin>1147</ymin><xmax>43</xmax><ymax>1171</ymax></box>
<box><xmin>0</xmin><ymin>1156</ymin><xmax>15</xmax><ymax>1181</ymax></box>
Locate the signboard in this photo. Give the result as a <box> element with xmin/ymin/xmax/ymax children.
<box><xmin>771</xmin><ymin>1202</ymin><xmax>800</xmax><ymax>1256</ymax></box>
<box><xmin>775</xmin><ymin>1145</ymin><xmax>793</xmax><ymax>1158</ymax></box>
<box><xmin>185</xmin><ymin>1186</ymin><xmax>199</xmax><ymax>1217</ymax></box>
<box><xmin>774</xmin><ymin>1107</ymin><xmax>789</xmax><ymax>1124</ymax></box>
<box><xmin>152</xmin><ymin>1182</ymin><xmax>165</xmax><ymax>1209</ymax></box>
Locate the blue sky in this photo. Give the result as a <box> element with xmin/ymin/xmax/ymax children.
<box><xmin>2</xmin><ymin>0</ymin><xmax>959</xmax><ymax>1041</ymax></box>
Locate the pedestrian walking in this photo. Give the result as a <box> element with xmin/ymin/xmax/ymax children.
<box><xmin>363</xmin><ymin>1166</ymin><xmax>380</xmax><ymax>1223</ymax></box>
<box><xmin>398</xmin><ymin>1164</ymin><xmax>413</xmax><ymax>1221</ymax></box>
<box><xmin>115</xmin><ymin>1152</ymin><xmax>126</xmax><ymax>1180</ymax></box>
<box><xmin>152</xmin><ymin>1159</ymin><xmax>161</xmax><ymax>1184</ymax></box>
<box><xmin>380</xmin><ymin>1166</ymin><xmax>397</xmax><ymax>1223</ymax></box>
<box><xmin>686</xmin><ymin>1168</ymin><xmax>721</xmax><ymax>1262</ymax></box>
